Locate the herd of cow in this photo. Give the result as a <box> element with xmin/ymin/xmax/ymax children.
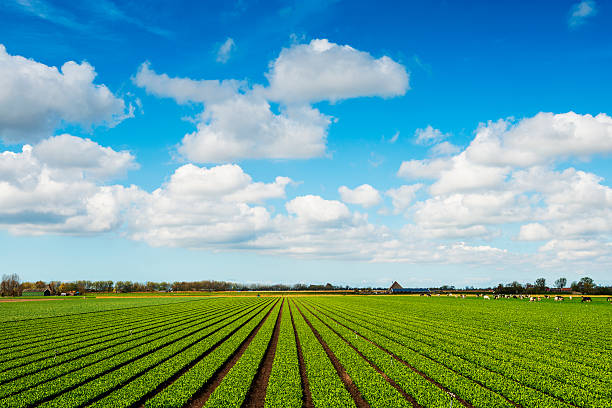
<box><xmin>418</xmin><ymin>293</ymin><xmax>612</xmax><ymax>303</ymax></box>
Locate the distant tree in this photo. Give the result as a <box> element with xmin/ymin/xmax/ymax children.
<box><xmin>554</xmin><ymin>277</ymin><xmax>567</xmax><ymax>289</ymax></box>
<box><xmin>534</xmin><ymin>278</ymin><xmax>546</xmax><ymax>293</ymax></box>
<box><xmin>1</xmin><ymin>274</ymin><xmax>22</xmax><ymax>297</ymax></box>
<box><xmin>578</xmin><ymin>277</ymin><xmax>595</xmax><ymax>294</ymax></box>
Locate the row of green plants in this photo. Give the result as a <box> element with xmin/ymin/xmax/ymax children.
<box><xmin>144</xmin><ymin>300</ymin><xmax>279</xmax><ymax>408</ymax></box>
<box><xmin>84</xmin><ymin>300</ymin><xmax>277</xmax><ymax>408</ymax></box>
<box><xmin>297</xmin><ymin>300</ymin><xmax>453</xmax><ymax>408</ymax></box>
<box><xmin>313</xmin><ymin>300</ymin><xmax>577</xmax><ymax>408</ymax></box>
<box><xmin>264</xmin><ymin>300</ymin><xmax>302</xmax><ymax>408</ymax></box>
<box><xmin>204</xmin><ymin>300</ymin><xmax>281</xmax><ymax>407</ymax></box>
<box><xmin>305</xmin><ymin>300</ymin><xmax>515</xmax><ymax>408</ymax></box>
<box><xmin>1</xmin><ymin>301</ymin><xmax>259</xmax><ymax>397</ymax></box>
<box><xmin>0</xmin><ymin>297</ymin><xmax>212</xmax><ymax>351</ymax></box>
<box><xmin>296</xmin><ymin>301</ymin><xmax>412</xmax><ymax>408</ymax></box>
<box><xmin>323</xmin><ymin>298</ymin><xmax>612</xmax><ymax>399</ymax></box>
<box><xmin>0</xmin><ymin>299</ymin><xmax>237</xmax><ymax>377</ymax></box>
<box><xmin>0</xmin><ymin>300</ymin><xmax>269</xmax><ymax>407</ymax></box>
<box><xmin>289</xmin><ymin>300</ymin><xmax>355</xmax><ymax>407</ymax></box>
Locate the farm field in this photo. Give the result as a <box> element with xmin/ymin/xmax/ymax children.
<box><xmin>0</xmin><ymin>295</ymin><xmax>610</xmax><ymax>407</ymax></box>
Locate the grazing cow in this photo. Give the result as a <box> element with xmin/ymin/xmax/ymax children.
<box><xmin>483</xmin><ymin>295</ymin><xmax>490</xmax><ymax>300</ymax></box>
<box><xmin>581</xmin><ymin>297</ymin><xmax>592</xmax><ymax>303</ymax></box>
<box><xmin>461</xmin><ymin>294</ymin><xmax>466</xmax><ymax>298</ymax></box>
<box><xmin>512</xmin><ymin>295</ymin><xmax>518</xmax><ymax>299</ymax></box>
<box><xmin>529</xmin><ymin>296</ymin><xmax>537</xmax><ymax>302</ymax></box>
<box><xmin>607</xmin><ymin>297</ymin><xmax>612</xmax><ymax>302</ymax></box>
<box><xmin>554</xmin><ymin>296</ymin><xmax>564</xmax><ymax>301</ymax></box>
<box><xmin>494</xmin><ymin>295</ymin><xmax>499</xmax><ymax>299</ymax></box>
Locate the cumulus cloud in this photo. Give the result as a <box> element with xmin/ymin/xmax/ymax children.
<box><xmin>135</xmin><ymin>39</ymin><xmax>407</xmax><ymax>162</ymax></box>
<box><xmin>0</xmin><ymin>44</ymin><xmax>130</xmax><ymax>143</ymax></box>
<box><xmin>127</xmin><ymin>163</ymin><xmax>290</xmax><ymax>247</ymax></box>
<box><xmin>178</xmin><ymin>95</ymin><xmax>331</xmax><ymax>162</ymax></box>
<box><xmin>265</xmin><ymin>39</ymin><xmax>409</xmax><ymax>104</ymax></box>
<box><xmin>216</xmin><ymin>38</ymin><xmax>236</xmax><ymax>63</ymax></box>
<box><xmin>338</xmin><ymin>184</ymin><xmax>381</xmax><ymax>208</ymax></box>
<box><xmin>0</xmin><ymin>137</ymin><xmax>138</xmax><ymax>235</ymax></box>
<box><xmin>466</xmin><ymin>112</ymin><xmax>612</xmax><ymax>168</ymax></box>
<box><xmin>32</xmin><ymin>134</ymin><xmax>137</xmax><ymax>180</ymax></box>
<box><xmin>568</xmin><ymin>1</ymin><xmax>597</xmax><ymax>28</ymax></box>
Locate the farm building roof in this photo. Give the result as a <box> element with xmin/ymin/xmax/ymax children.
<box><xmin>389</xmin><ymin>281</ymin><xmax>403</xmax><ymax>290</ymax></box>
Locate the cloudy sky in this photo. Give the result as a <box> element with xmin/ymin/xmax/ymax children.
<box><xmin>0</xmin><ymin>0</ymin><xmax>610</xmax><ymax>287</ymax></box>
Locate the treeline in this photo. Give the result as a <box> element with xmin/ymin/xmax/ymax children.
<box><xmin>494</xmin><ymin>276</ymin><xmax>612</xmax><ymax>295</ymax></box>
<box><xmin>2</xmin><ymin>275</ymin><xmax>349</xmax><ymax>295</ymax></box>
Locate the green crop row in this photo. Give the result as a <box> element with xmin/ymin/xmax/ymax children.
<box><xmin>0</xmin><ymin>299</ymin><xmax>242</xmax><ymax>379</ymax></box>
<box><xmin>0</xmin><ymin>298</ymin><xmax>216</xmax><ymax>358</ymax></box>
<box><xmin>264</xmin><ymin>299</ymin><xmax>302</xmax><ymax>408</ymax></box>
<box><xmin>0</xmin><ymin>299</ymin><xmax>269</xmax><ymax>407</ymax></box>
<box><xmin>297</xmin><ymin>300</ymin><xmax>452</xmax><ymax>408</ymax></box>
<box><xmin>318</xmin><ymin>300</ymin><xmax>611</xmax><ymax>406</ymax></box>
<box><xmin>313</xmin><ymin>300</ymin><xmax>573</xmax><ymax>408</ymax></box>
<box><xmin>334</xmin><ymin>298</ymin><xmax>612</xmax><ymax>384</ymax></box>
<box><xmin>0</xmin><ymin>300</ymin><xmax>253</xmax><ymax>397</ymax></box>
<box><xmin>85</xmin><ymin>300</ymin><xmax>278</xmax><ymax>408</ymax></box>
<box><xmin>296</xmin><ymin>302</ymin><xmax>411</xmax><ymax>408</ymax></box>
<box><xmin>289</xmin><ymin>300</ymin><xmax>355</xmax><ymax>408</ymax></box>
<box><xmin>144</xmin><ymin>300</ymin><xmax>280</xmax><ymax>408</ymax></box>
<box><xmin>204</xmin><ymin>300</ymin><xmax>282</xmax><ymax>407</ymax></box>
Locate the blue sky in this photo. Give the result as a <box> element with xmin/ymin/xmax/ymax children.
<box><xmin>0</xmin><ymin>0</ymin><xmax>611</xmax><ymax>287</ymax></box>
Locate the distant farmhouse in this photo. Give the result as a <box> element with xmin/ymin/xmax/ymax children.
<box><xmin>388</xmin><ymin>281</ymin><xmax>430</xmax><ymax>294</ymax></box>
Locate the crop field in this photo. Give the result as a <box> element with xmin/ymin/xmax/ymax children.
<box><xmin>0</xmin><ymin>296</ymin><xmax>610</xmax><ymax>408</ymax></box>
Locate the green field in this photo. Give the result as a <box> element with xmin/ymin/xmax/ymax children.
<box><xmin>0</xmin><ymin>295</ymin><xmax>610</xmax><ymax>407</ymax></box>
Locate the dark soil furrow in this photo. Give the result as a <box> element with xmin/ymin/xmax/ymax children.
<box><xmin>295</xmin><ymin>303</ymin><xmax>370</xmax><ymax>408</ymax></box>
<box><xmin>185</xmin><ymin>299</ymin><xmax>280</xmax><ymax>408</ymax></box>
<box><xmin>242</xmin><ymin>299</ymin><xmax>284</xmax><ymax>408</ymax></box>
<box><xmin>289</xmin><ymin>300</ymin><xmax>313</xmax><ymax>408</ymax></box>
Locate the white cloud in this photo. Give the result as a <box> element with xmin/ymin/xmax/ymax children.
<box><xmin>385</xmin><ymin>184</ymin><xmax>422</xmax><ymax>214</ymax></box>
<box><xmin>178</xmin><ymin>94</ymin><xmax>331</xmax><ymax>162</ymax></box>
<box><xmin>216</xmin><ymin>38</ymin><xmax>236</xmax><ymax>63</ymax></box>
<box><xmin>568</xmin><ymin>1</ymin><xmax>597</xmax><ymax>28</ymax></box>
<box><xmin>389</xmin><ymin>131</ymin><xmax>399</xmax><ymax>143</ymax></box>
<box><xmin>0</xmin><ymin>44</ymin><xmax>129</xmax><ymax>143</ymax></box>
<box><xmin>127</xmin><ymin>163</ymin><xmax>290</xmax><ymax>248</ymax></box>
<box><xmin>517</xmin><ymin>223</ymin><xmax>552</xmax><ymax>241</ymax></box>
<box><xmin>0</xmin><ymin>138</ymin><xmax>139</xmax><ymax>235</ymax></box>
<box><xmin>415</xmin><ymin>125</ymin><xmax>449</xmax><ymax>145</ymax></box>
<box><xmin>285</xmin><ymin>195</ymin><xmax>351</xmax><ymax>225</ymax></box>
<box><xmin>338</xmin><ymin>184</ymin><xmax>381</xmax><ymax>208</ymax></box>
<box><xmin>133</xmin><ymin>62</ymin><xmax>243</xmax><ymax>105</ymax></box>
<box><xmin>134</xmin><ymin>39</ymin><xmax>407</xmax><ymax>162</ymax></box>
<box><xmin>265</xmin><ymin>39</ymin><xmax>409</xmax><ymax>104</ymax></box>
<box><xmin>32</xmin><ymin>134</ymin><xmax>137</xmax><ymax>180</ymax></box>
<box><xmin>466</xmin><ymin>112</ymin><xmax>612</xmax><ymax>168</ymax></box>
